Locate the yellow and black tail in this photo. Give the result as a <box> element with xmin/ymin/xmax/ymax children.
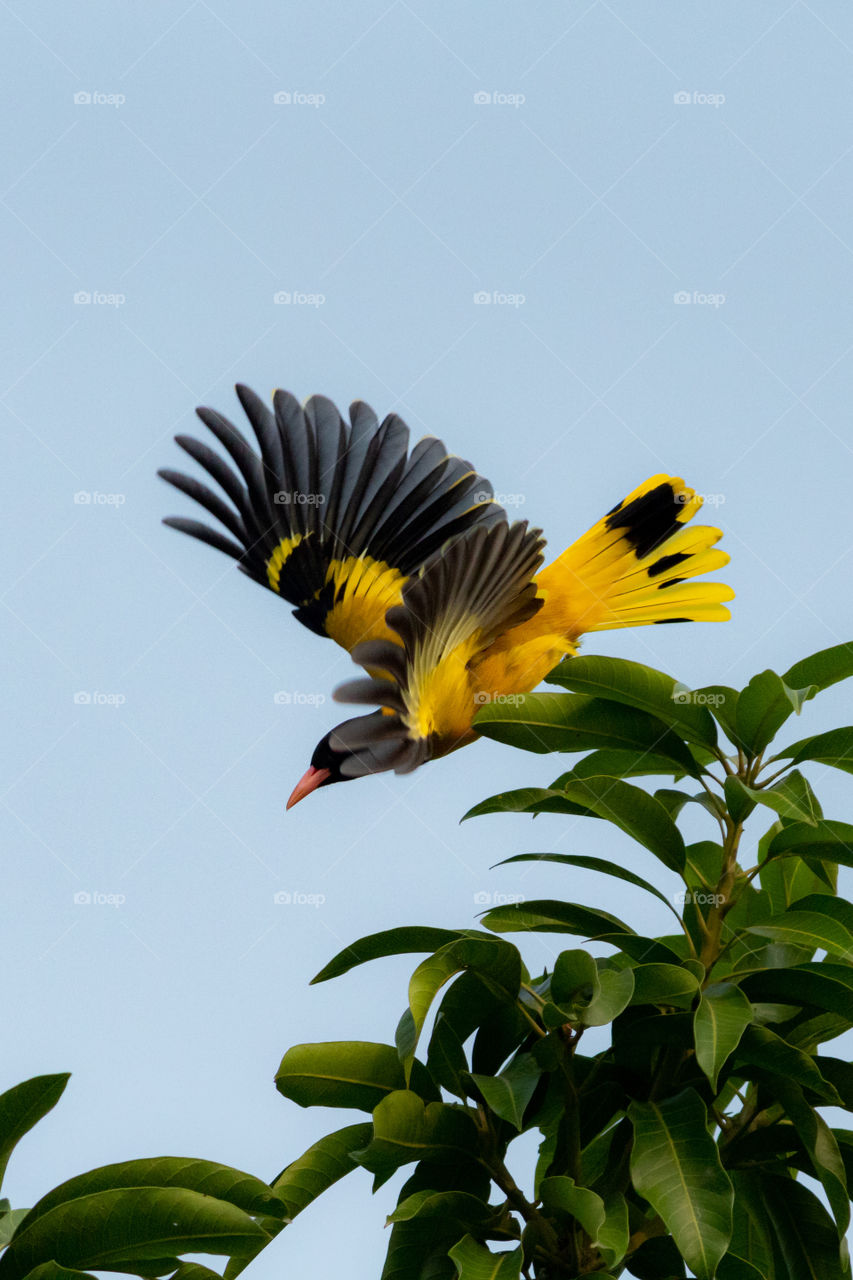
<box><xmin>539</xmin><ymin>475</ymin><xmax>734</xmax><ymax>637</ymax></box>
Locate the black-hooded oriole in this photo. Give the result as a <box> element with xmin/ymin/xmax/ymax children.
<box><xmin>159</xmin><ymin>385</ymin><xmax>733</xmax><ymax>808</ymax></box>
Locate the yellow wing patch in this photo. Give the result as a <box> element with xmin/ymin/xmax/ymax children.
<box><xmin>323</xmin><ymin>555</ymin><xmax>407</xmax><ymax>652</ymax></box>
<box><xmin>266</xmin><ymin>535</ymin><xmax>305</xmax><ymax>593</ymax></box>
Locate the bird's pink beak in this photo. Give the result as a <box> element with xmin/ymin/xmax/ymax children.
<box><xmin>286</xmin><ymin>765</ymin><xmax>331</xmax><ymax>810</ymax></box>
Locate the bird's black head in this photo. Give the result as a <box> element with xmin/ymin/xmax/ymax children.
<box><xmin>286</xmin><ymin>731</ymin><xmax>355</xmax><ymax>810</ymax></box>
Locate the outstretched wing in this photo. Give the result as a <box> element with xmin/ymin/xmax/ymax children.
<box><xmin>329</xmin><ymin>521</ymin><xmax>546</xmax><ymax>775</ymax></box>
<box><xmin>159</xmin><ymin>384</ymin><xmax>504</xmax><ymax>652</ymax></box>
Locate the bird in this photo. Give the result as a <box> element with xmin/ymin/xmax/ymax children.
<box><xmin>159</xmin><ymin>384</ymin><xmax>734</xmax><ymax>809</ymax></box>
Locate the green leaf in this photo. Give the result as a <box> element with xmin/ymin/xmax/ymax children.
<box><xmin>744</xmin><ymin>895</ymin><xmax>853</xmax><ymax>962</ymax></box>
<box><xmin>739</xmin><ymin>963</ymin><xmax>853</xmax><ymax>1022</ymax></box>
<box><xmin>629</xmin><ymin>1088</ymin><xmax>733</xmax><ymax>1280</ymax></box>
<box><xmin>783</xmin><ymin>641</ymin><xmax>853</xmax><ymax>694</ymax></box>
<box><xmin>723</xmin><ymin>776</ymin><xmax>756</xmax><ymax>826</ymax></box>
<box><xmin>630</xmin><ymin>963</ymin><xmax>699</xmax><ymax>1009</ymax></box>
<box><xmin>447</xmin><ymin>1236</ymin><xmax>522</xmax><ymax>1279</ymax></box>
<box><xmin>539</xmin><ymin>1175</ymin><xmax>605</xmax><ymax>1239</ymax></box>
<box><xmin>473</xmin><ymin>689</ymin><xmax>701</xmax><ymax>775</ymax></box>
<box><xmin>735</xmin><ymin>1169</ymin><xmax>849</xmax><ymax>1280</ymax></box>
<box><xmin>354</xmin><ymin>1093</ymin><xmax>479</xmax><ymax>1179</ymax></box>
<box><xmin>553</xmin><ymin>748</ymin><xmax>690</xmax><ymax>781</ymax></box>
<box><xmin>464</xmin><ymin>787</ymin><xmax>597</xmax><ymax>820</ymax></box>
<box><xmin>579</xmin><ymin>967</ymin><xmax>635</xmax><ymax>1027</ymax></box>
<box><xmin>404</xmin><ymin>939</ymin><xmax>521</xmax><ymax>1075</ymax></box>
<box><xmin>772</xmin><ymin>725</ymin><xmax>853</xmax><ymax>776</ymax></box>
<box><xmin>766</xmin><ymin>820</ymin><xmax>853</xmax><ymax>869</ymax></box>
<box><xmin>271</xmin><ymin>1123</ymin><xmax>371</xmax><ymax>1220</ymax></box>
<box><xmin>386</xmin><ymin>1188</ymin><xmax>495</xmax><ymax>1228</ymax></box>
<box><xmin>545</xmin><ymin>654</ymin><xmax>718</xmax><ymax>747</ymax></box>
<box><xmin>275</xmin><ymin>1042</ymin><xmax>437</xmax><ymax>1111</ymax></box>
<box><xmin>0</xmin><ymin>1211</ymin><xmax>31</xmax><ymax>1248</ymax></box>
<box><xmin>694</xmin><ymin>685</ymin><xmax>742</xmax><ymax>749</ymax></box>
<box><xmin>495</xmin><ymin>852</ymin><xmax>683</xmax><ymax>924</ymax></box>
<box><xmin>774</xmin><ymin>1080</ymin><xmax>849</xmax><ymax>1239</ymax></box>
<box><xmin>738</xmin><ymin>771</ymin><xmax>820</xmax><ymax>826</ymax></box>
<box><xmin>529</xmin><ymin>776</ymin><xmax>686</xmax><ymax>872</ymax></box>
<box><xmin>427</xmin><ymin>1016</ymin><xmax>469</xmax><ymax>1101</ymax></box>
<box><xmin>736</xmin><ymin>670</ymin><xmax>816</xmax><ymax>757</ymax></box>
<box><xmin>16</xmin><ymin>1159</ymin><xmax>287</xmax><ymax>1236</ymax></box>
<box><xmin>0</xmin><ymin>1189</ymin><xmax>268</xmax><ymax>1280</ymax></box>
<box><xmin>481</xmin><ymin>899</ymin><xmax>633</xmax><ymax>940</ymax></box>
<box><xmin>468</xmin><ymin>1055</ymin><xmax>540</xmax><ymax>1131</ymax></box>
<box><xmin>17</xmin><ymin>1267</ymin><xmax>96</xmax><ymax>1280</ymax></box>
<box><xmin>694</xmin><ymin>982</ymin><xmax>753</xmax><ymax>1091</ymax></box>
<box><xmin>0</xmin><ymin>1075</ymin><xmax>70</xmax><ymax>1191</ymax></box>
<box><xmin>311</xmin><ymin>927</ymin><xmax>469</xmax><ymax>984</ymax></box>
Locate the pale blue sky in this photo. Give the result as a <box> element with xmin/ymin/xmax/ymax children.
<box><xmin>4</xmin><ymin>2</ymin><xmax>853</xmax><ymax>1275</ymax></box>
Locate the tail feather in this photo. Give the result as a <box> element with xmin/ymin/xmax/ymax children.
<box><xmin>539</xmin><ymin>474</ymin><xmax>734</xmax><ymax>636</ymax></box>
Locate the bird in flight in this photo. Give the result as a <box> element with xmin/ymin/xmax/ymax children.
<box><xmin>159</xmin><ymin>385</ymin><xmax>733</xmax><ymax>808</ymax></box>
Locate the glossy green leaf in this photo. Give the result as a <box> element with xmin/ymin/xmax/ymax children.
<box><xmin>738</xmin><ymin>771</ymin><xmax>820</xmax><ymax>826</ymax></box>
<box><xmin>545</xmin><ymin>654</ymin><xmax>718</xmax><ymax>747</ymax></box>
<box><xmin>17</xmin><ymin>1267</ymin><xmax>96</xmax><ymax>1280</ymax></box>
<box><xmin>464</xmin><ymin>787</ymin><xmax>598</xmax><ymax>821</ymax></box>
<box><xmin>447</xmin><ymin>1236</ymin><xmax>522</xmax><ymax>1280</ymax></box>
<box><xmin>745</xmin><ymin>897</ymin><xmax>853</xmax><ymax>962</ymax></box>
<box><xmin>16</xmin><ymin>1159</ymin><xmax>287</xmax><ymax>1236</ymax></box>
<box><xmin>311</xmin><ymin>927</ymin><xmax>469</xmax><ymax>984</ymax></box>
<box><xmin>427</xmin><ymin>1016</ymin><xmax>469</xmax><ymax>1100</ymax></box>
<box><xmin>275</xmin><ymin>1042</ymin><xmax>436</xmax><ymax>1111</ymax></box>
<box><xmin>736</xmin><ymin>670</ymin><xmax>816</xmax><ymax>757</ymax></box>
<box><xmin>468</xmin><ymin>1054</ymin><xmax>540</xmax><ymax>1131</ymax></box>
<box><xmin>694</xmin><ymin>685</ymin><xmax>742</xmax><ymax>749</ymax></box>
<box><xmin>739</xmin><ymin>963</ymin><xmax>853</xmax><ymax>1022</ymax></box>
<box><xmin>629</xmin><ymin>1088</ymin><xmax>733</xmax><ymax>1280</ymax></box>
<box><xmin>553</xmin><ymin>748</ymin><xmax>689</xmax><ymax>781</ymax></box>
<box><xmin>271</xmin><ymin>1123</ymin><xmax>371</xmax><ymax>1220</ymax></box>
<box><xmin>473</xmin><ymin>690</ymin><xmax>700</xmax><ymax>775</ymax></box>
<box><xmin>353</xmin><ymin>1092</ymin><xmax>479</xmax><ymax>1179</ymax></box>
<box><xmin>774</xmin><ymin>1080</ymin><xmax>849</xmax><ymax>1238</ymax></box>
<box><xmin>0</xmin><ymin>1188</ymin><xmax>268</xmax><ymax>1280</ymax></box>
<box><xmin>630</xmin><ymin>963</ymin><xmax>700</xmax><ymax>1009</ymax></box>
<box><xmin>386</xmin><ymin>1188</ymin><xmax>494</xmax><ymax>1228</ymax></box>
<box><xmin>495</xmin><ymin>852</ymin><xmax>682</xmax><ymax>922</ymax></box>
<box><xmin>766</xmin><ymin>820</ymin><xmax>853</xmax><ymax>869</ymax></box>
<box><xmin>481</xmin><ymin>899</ymin><xmax>633</xmax><ymax>940</ymax></box>
<box><xmin>0</xmin><ymin>1212</ymin><xmax>30</xmax><ymax>1248</ymax></box>
<box><xmin>772</xmin><ymin>725</ymin><xmax>853</xmax><ymax>776</ymax></box>
<box><xmin>694</xmin><ymin>982</ymin><xmax>753</xmax><ymax>1090</ymax></box>
<box><xmin>0</xmin><ymin>1075</ymin><xmax>69</xmax><ymax>1191</ymax></box>
<box><xmin>580</xmin><ymin>967</ymin><xmax>635</xmax><ymax>1027</ymax></box>
<box><xmin>783</xmin><ymin>641</ymin><xmax>853</xmax><ymax>694</ymax></box>
<box><xmin>404</xmin><ymin>939</ymin><xmax>521</xmax><ymax>1074</ymax></box>
<box><xmin>539</xmin><ymin>1175</ymin><xmax>605</xmax><ymax>1240</ymax></box>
